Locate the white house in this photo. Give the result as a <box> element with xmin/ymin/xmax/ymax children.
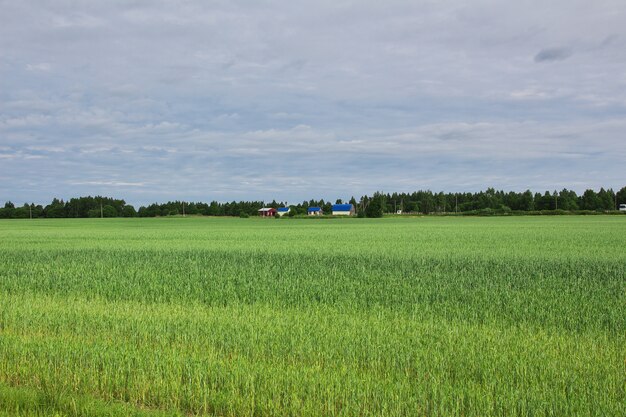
<box><xmin>307</xmin><ymin>207</ymin><xmax>322</xmax><ymax>216</ymax></box>
<box><xmin>332</xmin><ymin>204</ymin><xmax>355</xmax><ymax>216</ymax></box>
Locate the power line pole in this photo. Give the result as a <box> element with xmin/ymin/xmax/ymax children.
<box><xmin>100</xmin><ymin>202</ymin><xmax>103</xmax><ymax>219</ymax></box>
<box><xmin>555</xmin><ymin>191</ymin><xmax>558</xmax><ymax>210</ymax></box>
<box><xmin>29</xmin><ymin>204</ymin><xmax>32</xmax><ymax>219</ymax></box>
<box><xmin>182</xmin><ymin>201</ymin><xmax>185</xmax><ymax>217</ymax></box>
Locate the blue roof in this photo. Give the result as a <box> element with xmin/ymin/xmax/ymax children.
<box><xmin>308</xmin><ymin>207</ymin><xmax>322</xmax><ymax>212</ymax></box>
<box><xmin>332</xmin><ymin>204</ymin><xmax>353</xmax><ymax>211</ymax></box>
<box><xmin>277</xmin><ymin>207</ymin><xmax>290</xmax><ymax>212</ymax></box>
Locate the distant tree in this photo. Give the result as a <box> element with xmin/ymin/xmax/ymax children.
<box><xmin>384</xmin><ymin>193</ymin><xmax>393</xmax><ymax>213</ymax></box>
<box><xmin>616</xmin><ymin>186</ymin><xmax>626</xmax><ymax>206</ymax></box>
<box><xmin>404</xmin><ymin>200</ymin><xmax>416</xmax><ymax>212</ymax></box>
<box><xmin>13</xmin><ymin>204</ymin><xmax>31</xmax><ymax>219</ymax></box>
<box><xmin>0</xmin><ymin>202</ymin><xmax>15</xmax><ymax>219</ymax></box>
<box><xmin>597</xmin><ymin>188</ymin><xmax>615</xmax><ymax>211</ymax></box>
<box><xmin>29</xmin><ymin>204</ymin><xmax>44</xmax><ymax>218</ymax></box>
<box><xmin>122</xmin><ymin>205</ymin><xmax>137</xmax><ymax>217</ymax></box>
<box><xmin>419</xmin><ymin>193</ymin><xmax>434</xmax><ymax>214</ymax></box>
<box><xmin>476</xmin><ymin>189</ymin><xmax>495</xmax><ymax>210</ymax></box>
<box><xmin>205</xmin><ymin>201</ymin><xmax>222</xmax><ymax>216</ymax></box>
<box><xmin>519</xmin><ymin>190</ymin><xmax>535</xmax><ymax>211</ymax></box>
<box><xmin>102</xmin><ymin>205</ymin><xmax>117</xmax><ymax>218</ymax></box>
<box><xmin>44</xmin><ymin>198</ymin><xmax>66</xmax><ymax>218</ymax></box>
<box><xmin>502</xmin><ymin>192</ymin><xmax>520</xmax><ymax>211</ymax></box>
<box><xmin>580</xmin><ymin>189</ymin><xmax>600</xmax><ymax>211</ymax></box>
<box><xmin>365</xmin><ymin>194</ymin><xmax>384</xmax><ymax>218</ymax></box>
<box><xmin>186</xmin><ymin>203</ymin><xmax>199</xmax><ymax>215</ymax></box>
<box><xmin>4</xmin><ymin>187</ymin><xmax>626</xmax><ymax>220</ymax></box>
<box><xmin>534</xmin><ymin>191</ymin><xmax>552</xmax><ymax>210</ymax></box>
<box><xmin>87</xmin><ymin>205</ymin><xmax>116</xmax><ymax>218</ymax></box>
<box><xmin>138</xmin><ymin>203</ymin><xmax>160</xmax><ymax>217</ymax></box>
<box><xmin>558</xmin><ymin>189</ymin><xmax>579</xmax><ymax>211</ymax></box>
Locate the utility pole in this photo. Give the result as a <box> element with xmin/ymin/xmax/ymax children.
<box><xmin>182</xmin><ymin>201</ymin><xmax>185</xmax><ymax>217</ymax></box>
<box><xmin>100</xmin><ymin>202</ymin><xmax>103</xmax><ymax>219</ymax></box>
<box><xmin>555</xmin><ymin>192</ymin><xmax>558</xmax><ymax>210</ymax></box>
<box><xmin>455</xmin><ymin>194</ymin><xmax>458</xmax><ymax>214</ymax></box>
<box><xmin>29</xmin><ymin>204</ymin><xmax>32</xmax><ymax>219</ymax></box>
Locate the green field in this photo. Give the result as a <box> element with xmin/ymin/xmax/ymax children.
<box><xmin>0</xmin><ymin>216</ymin><xmax>624</xmax><ymax>416</ymax></box>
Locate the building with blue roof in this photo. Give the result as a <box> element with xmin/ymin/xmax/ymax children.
<box><xmin>332</xmin><ymin>204</ymin><xmax>355</xmax><ymax>216</ymax></box>
<box><xmin>307</xmin><ymin>207</ymin><xmax>322</xmax><ymax>216</ymax></box>
<box><xmin>276</xmin><ymin>207</ymin><xmax>290</xmax><ymax>216</ymax></box>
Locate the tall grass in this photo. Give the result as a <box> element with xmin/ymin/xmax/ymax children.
<box><xmin>0</xmin><ymin>217</ymin><xmax>624</xmax><ymax>416</ymax></box>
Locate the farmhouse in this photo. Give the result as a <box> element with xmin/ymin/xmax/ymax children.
<box><xmin>307</xmin><ymin>207</ymin><xmax>322</xmax><ymax>216</ymax></box>
<box><xmin>277</xmin><ymin>207</ymin><xmax>290</xmax><ymax>216</ymax></box>
<box><xmin>258</xmin><ymin>207</ymin><xmax>276</xmax><ymax>217</ymax></box>
<box><xmin>332</xmin><ymin>204</ymin><xmax>355</xmax><ymax>216</ymax></box>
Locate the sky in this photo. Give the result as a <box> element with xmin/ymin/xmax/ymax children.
<box><xmin>1</xmin><ymin>0</ymin><xmax>625</xmax><ymax>207</ymax></box>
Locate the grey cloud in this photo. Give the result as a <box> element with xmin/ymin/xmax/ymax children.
<box><xmin>600</xmin><ymin>34</ymin><xmax>618</xmax><ymax>48</ymax></box>
<box><xmin>534</xmin><ymin>47</ymin><xmax>572</xmax><ymax>62</ymax></box>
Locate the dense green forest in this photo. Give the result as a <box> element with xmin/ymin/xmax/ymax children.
<box><xmin>1</xmin><ymin>187</ymin><xmax>625</xmax><ymax>219</ymax></box>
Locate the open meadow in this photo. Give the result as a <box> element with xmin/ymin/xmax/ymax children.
<box><xmin>0</xmin><ymin>216</ymin><xmax>624</xmax><ymax>416</ymax></box>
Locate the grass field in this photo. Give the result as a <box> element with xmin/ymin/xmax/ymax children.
<box><xmin>0</xmin><ymin>216</ymin><xmax>624</xmax><ymax>416</ymax></box>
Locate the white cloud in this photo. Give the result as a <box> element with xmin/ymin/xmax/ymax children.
<box><xmin>25</xmin><ymin>63</ymin><xmax>51</xmax><ymax>72</ymax></box>
<box><xmin>509</xmin><ymin>88</ymin><xmax>551</xmax><ymax>100</ymax></box>
<box><xmin>69</xmin><ymin>181</ymin><xmax>146</xmax><ymax>187</ymax></box>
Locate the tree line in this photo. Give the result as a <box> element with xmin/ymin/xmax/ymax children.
<box><xmin>1</xmin><ymin>186</ymin><xmax>625</xmax><ymax>219</ymax></box>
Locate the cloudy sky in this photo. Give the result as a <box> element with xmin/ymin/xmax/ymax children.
<box><xmin>1</xmin><ymin>0</ymin><xmax>625</xmax><ymax>206</ymax></box>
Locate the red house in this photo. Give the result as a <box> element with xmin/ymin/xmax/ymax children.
<box><xmin>258</xmin><ymin>207</ymin><xmax>277</xmax><ymax>217</ymax></box>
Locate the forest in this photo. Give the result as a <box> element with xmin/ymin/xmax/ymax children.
<box><xmin>1</xmin><ymin>187</ymin><xmax>625</xmax><ymax>219</ymax></box>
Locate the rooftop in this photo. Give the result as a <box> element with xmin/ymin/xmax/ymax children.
<box><xmin>332</xmin><ymin>204</ymin><xmax>354</xmax><ymax>211</ymax></box>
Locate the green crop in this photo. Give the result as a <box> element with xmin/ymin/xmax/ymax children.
<box><xmin>0</xmin><ymin>216</ymin><xmax>624</xmax><ymax>416</ymax></box>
